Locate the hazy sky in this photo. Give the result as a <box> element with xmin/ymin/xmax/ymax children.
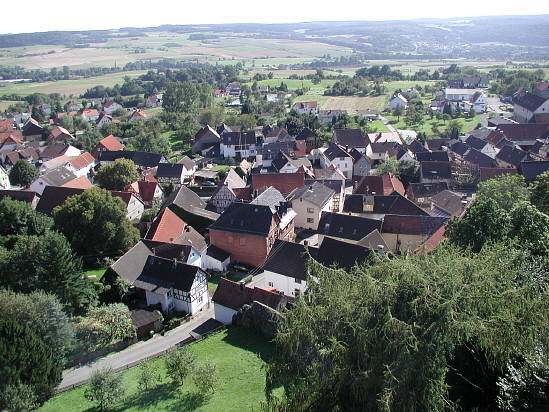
<box><xmin>3</xmin><ymin>0</ymin><xmax>549</xmax><ymax>34</ymax></box>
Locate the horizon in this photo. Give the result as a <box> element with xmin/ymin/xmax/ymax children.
<box><xmin>2</xmin><ymin>0</ymin><xmax>549</xmax><ymax>35</ymax></box>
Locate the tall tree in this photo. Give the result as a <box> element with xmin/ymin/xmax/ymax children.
<box><xmin>53</xmin><ymin>187</ymin><xmax>139</xmax><ymax>258</ymax></box>
<box><xmin>0</xmin><ymin>319</ymin><xmax>62</xmax><ymax>405</ymax></box>
<box><xmin>95</xmin><ymin>158</ymin><xmax>139</xmax><ymax>191</ymax></box>
<box><xmin>85</xmin><ymin>368</ymin><xmax>125</xmax><ymax>412</ymax></box>
<box><xmin>529</xmin><ymin>170</ymin><xmax>549</xmax><ymax>214</ymax></box>
<box><xmin>477</xmin><ymin>174</ymin><xmax>530</xmax><ymax>212</ymax></box>
<box><xmin>165</xmin><ymin>346</ymin><xmax>196</xmax><ymax>387</ymax></box>
<box><xmin>8</xmin><ymin>160</ymin><xmax>37</xmax><ymax>187</ymax></box>
<box><xmin>509</xmin><ymin>202</ymin><xmax>549</xmax><ymax>257</ymax></box>
<box><xmin>0</xmin><ymin>197</ymin><xmax>52</xmax><ymax>237</ymax></box>
<box><xmin>163</xmin><ymin>82</ymin><xmax>199</xmax><ymax>113</ymax></box>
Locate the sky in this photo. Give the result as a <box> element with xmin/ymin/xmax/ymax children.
<box><xmin>3</xmin><ymin>0</ymin><xmax>549</xmax><ymax>34</ymax></box>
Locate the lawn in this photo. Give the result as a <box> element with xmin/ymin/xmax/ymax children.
<box><xmin>83</xmin><ymin>268</ymin><xmax>106</xmax><ymax>281</ymax></box>
<box><xmin>385</xmin><ymin>114</ymin><xmax>482</xmax><ymax>137</ymax></box>
<box><xmin>40</xmin><ymin>327</ymin><xmax>276</xmax><ymax>412</ymax></box>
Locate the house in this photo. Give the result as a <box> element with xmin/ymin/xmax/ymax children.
<box><xmin>444</xmin><ymin>88</ymin><xmax>482</xmax><ymax>102</ymax></box>
<box><xmin>99</xmin><ymin>150</ymin><xmax>167</xmax><ymax>169</ymax></box>
<box><xmin>212</xmin><ymin>277</ymin><xmax>290</xmax><ymax>325</ymax></box>
<box><xmin>487</xmin><ymin>116</ymin><xmax>517</xmax><ymax>127</ymax></box>
<box><xmin>366</xmin><ymin>141</ymin><xmax>406</xmax><ymax>162</ymax></box>
<box><xmin>213</xmin><ymin>89</ymin><xmax>225</xmax><ymax>98</ymax></box>
<box><xmin>349</xmin><ymin>148</ymin><xmax>372</xmax><ymax>179</ymax></box>
<box><xmin>416</xmin><ymin>151</ymin><xmax>450</xmax><ymax>163</ymax></box>
<box><xmin>420</xmin><ymin>161</ymin><xmax>452</xmax><ymax>184</ymax></box>
<box><xmin>430</xmin><ymin>190</ymin><xmax>465</xmax><ymax>218</ymax></box>
<box><xmin>208</xmin><ymin>169</ymin><xmax>247</xmax><ymax>214</ymax></box>
<box><xmin>134</xmin><ymin>255</ymin><xmax>208</xmax><ymax>314</ymax></box>
<box><xmin>131</xmin><ymin>310</ymin><xmax>163</xmax><ymax>339</ymax></box>
<box><xmin>29</xmin><ymin>167</ymin><xmax>79</xmax><ymax>195</ymax></box>
<box><xmin>519</xmin><ymin>160</ymin><xmax>549</xmax><ymax>182</ymax></box>
<box><xmin>220</xmin><ymin>131</ymin><xmax>258</xmax><ymax>159</ymax></box>
<box><xmin>257</xmin><ymin>141</ymin><xmax>298</xmax><ymax>167</ymax></box>
<box><xmin>163</xmin><ymin>184</ymin><xmax>219</xmax><ymax>223</ymax></box>
<box><xmin>208</xmin><ymin>200</ymin><xmax>295</xmax><ymax>267</ymax></box>
<box><xmin>128</xmin><ymin>109</ymin><xmax>148</xmax><ymax>122</ymax></box>
<box><xmin>463</xmin><ymin>148</ymin><xmax>498</xmax><ymax>168</ymax></box>
<box><xmin>496</xmin><ymin>145</ymin><xmax>529</xmax><ymax>168</ymax></box>
<box><xmin>145</xmin><ymin>94</ymin><xmax>163</xmax><ymax>108</ymax></box>
<box><xmin>512</xmin><ymin>91</ymin><xmax>549</xmax><ymax>123</ymax></box>
<box><xmin>0</xmin><ymin>189</ymin><xmax>39</xmax><ymax>207</ymax></box>
<box><xmin>320</xmin><ymin>143</ymin><xmax>353</xmax><ymax>178</ymax></box>
<box><xmin>333</xmin><ymin>129</ymin><xmax>368</xmax><ymax>153</ymax></box>
<box><xmin>271</xmin><ymin>151</ymin><xmax>312</xmax><ymax>174</ymax></box>
<box><xmin>22</xmin><ymin>118</ymin><xmax>43</xmax><ymax>140</ymax></box>
<box><xmin>447</xmin><ymin>77</ymin><xmax>488</xmax><ymax>89</ymax></box>
<box><xmin>92</xmin><ymin>135</ymin><xmax>124</xmax><ymax>159</ymax></box>
<box><xmin>294</xmin><ymin>101</ymin><xmax>318</xmax><ymax>115</ymax></box>
<box><xmin>389</xmin><ymin>93</ymin><xmax>408</xmax><ymax>110</ymax></box>
<box><xmin>0</xmin><ymin>118</ymin><xmax>13</xmax><ymax>132</ymax></box>
<box><xmin>406</xmin><ymin>182</ymin><xmax>448</xmax><ymax>205</ymax></box>
<box><xmin>38</xmin><ymin>155</ymin><xmax>72</xmax><ymax>174</ymax></box>
<box><xmin>381</xmin><ymin>214</ymin><xmax>448</xmax><ymax>253</ymax></box>
<box><xmin>490</xmin><ymin>124</ymin><xmax>549</xmax><ymax>149</ymax></box>
<box><xmin>80</xmin><ymin>108</ymin><xmax>100</xmax><ymax>122</ymax></box>
<box><xmin>317</xmin><ymin>211</ymin><xmax>382</xmax><ymax>244</ymax></box>
<box><xmin>95</xmin><ymin>113</ymin><xmax>113</xmax><ymax>129</ymax></box>
<box><xmin>102</xmin><ymin>101</ymin><xmax>123</xmax><ymax>115</ymax></box>
<box><xmin>68</xmin><ymin>152</ymin><xmax>95</xmax><ymax>177</ymax></box>
<box><xmin>0</xmin><ymin>133</ymin><xmax>23</xmax><ymax>151</ymax></box>
<box><xmin>39</xmin><ymin>144</ymin><xmax>80</xmax><ymax>162</ymax></box>
<box><xmin>156</xmin><ymin>163</ymin><xmax>187</xmax><ymax>185</ymax></box>
<box><xmin>344</xmin><ymin>193</ymin><xmax>429</xmax><ymax>220</ymax></box>
<box><xmin>287</xmin><ymin>181</ymin><xmax>335</xmax><ymax>230</ymax></box>
<box><xmin>145</xmin><ymin>207</ymin><xmax>207</xmax><ymax>254</ymax></box>
<box><xmin>61</xmin><ymin>175</ymin><xmax>93</xmax><ymax>189</ymax></box>
<box><xmin>296</xmin><ymin>128</ymin><xmax>319</xmax><ymax>153</ymax></box>
<box><xmin>192</xmin><ymin>125</ymin><xmax>221</xmax><ymax>154</ymax></box>
<box><xmin>48</xmin><ymin>126</ymin><xmax>75</xmax><ymax>143</ymax></box>
<box><xmin>36</xmin><ymin>186</ymin><xmax>84</xmax><ymax>215</ymax></box>
<box><xmin>176</xmin><ymin>156</ymin><xmax>197</xmax><ymax>183</ymax></box>
<box><xmin>353</xmin><ymin>173</ymin><xmax>405</xmax><ymax>196</ymax></box>
<box><xmin>251</xmin><ymin>172</ymin><xmax>305</xmax><ymax>196</ymax></box>
<box><xmin>465</xmin><ymin>136</ymin><xmax>498</xmax><ymax>158</ymax></box>
<box><xmin>318</xmin><ymin>109</ymin><xmax>347</xmax><ymax>123</ymax></box>
<box><xmin>427</xmin><ymin>138</ymin><xmax>452</xmax><ymax>151</ymax></box>
<box><xmin>0</xmin><ymin>166</ymin><xmax>9</xmax><ymax>189</ymax></box>
<box><xmin>202</xmin><ymin>245</ymin><xmax>231</xmax><ymax>273</ymax></box>
<box><xmin>65</xmin><ymin>101</ymin><xmax>80</xmax><ymax>111</ymax></box>
<box><xmin>127</xmin><ymin>180</ymin><xmax>163</xmax><ymax>206</ymax></box>
<box><xmin>479</xmin><ymin>167</ymin><xmax>517</xmax><ymax>182</ymax></box>
<box><xmin>225</xmin><ymin>82</ymin><xmax>241</xmax><ymax>97</ymax></box>
<box><xmin>110</xmin><ymin>191</ymin><xmax>145</xmax><ymax>221</ymax></box>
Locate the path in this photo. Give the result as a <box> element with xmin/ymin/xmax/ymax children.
<box><xmin>58</xmin><ymin>307</ymin><xmax>214</xmax><ymax>392</ymax></box>
<box><xmin>379</xmin><ymin>115</ymin><xmax>397</xmax><ymax>133</ymax></box>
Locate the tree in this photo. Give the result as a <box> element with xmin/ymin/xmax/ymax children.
<box><xmin>8</xmin><ymin>160</ymin><xmax>37</xmax><ymax>187</ymax></box>
<box><xmin>85</xmin><ymin>367</ymin><xmax>125</xmax><ymax>412</ymax></box>
<box><xmin>0</xmin><ymin>319</ymin><xmax>62</xmax><ymax>405</ymax></box>
<box><xmin>163</xmin><ymin>82</ymin><xmax>199</xmax><ymax>113</ymax></box>
<box><xmin>0</xmin><ymin>231</ymin><xmax>96</xmax><ymax>314</ymax></box>
<box><xmin>446</xmin><ymin>119</ymin><xmax>463</xmax><ymax>139</ymax></box>
<box><xmin>95</xmin><ymin>158</ymin><xmax>139</xmax><ymax>190</ymax></box>
<box><xmin>264</xmin><ymin>244</ymin><xmax>547</xmax><ymax>411</ymax></box>
<box><xmin>137</xmin><ymin>363</ymin><xmax>161</xmax><ymax>391</ymax></box>
<box><xmin>165</xmin><ymin>346</ymin><xmax>196</xmax><ymax>387</ymax></box>
<box><xmin>284</xmin><ymin>116</ymin><xmax>304</xmax><ymax>137</ymax></box>
<box><xmin>193</xmin><ymin>362</ymin><xmax>219</xmax><ymax>396</ymax></box>
<box><xmin>0</xmin><ymin>290</ymin><xmax>74</xmax><ymax>358</ymax></box>
<box><xmin>0</xmin><ymin>197</ymin><xmax>52</xmax><ymax>237</ymax></box>
<box><xmin>509</xmin><ymin>202</ymin><xmax>549</xmax><ymax>257</ymax></box>
<box><xmin>53</xmin><ymin>187</ymin><xmax>140</xmax><ymax>258</ymax></box>
<box><xmin>446</xmin><ymin>198</ymin><xmax>510</xmax><ymax>252</ymax></box>
<box><xmin>397</xmin><ymin>159</ymin><xmax>420</xmax><ymax>187</ymax></box>
<box><xmin>477</xmin><ymin>174</ymin><xmax>530</xmax><ymax>212</ymax></box>
<box><xmin>0</xmin><ymin>381</ymin><xmax>39</xmax><ymax>412</ymax></box>
<box><xmin>198</xmin><ymin>106</ymin><xmax>225</xmax><ymax>126</ymax></box>
<box><xmin>373</xmin><ymin>158</ymin><xmax>399</xmax><ymax>177</ymax></box>
<box><xmin>529</xmin><ymin>171</ymin><xmax>549</xmax><ymax>214</ymax></box>
<box><xmin>85</xmin><ymin>303</ymin><xmax>136</xmax><ymax>346</ymax></box>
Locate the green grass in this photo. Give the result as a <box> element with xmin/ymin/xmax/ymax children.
<box><xmin>368</xmin><ymin>120</ymin><xmax>389</xmax><ymax>132</ymax></box>
<box><xmin>209</xmin><ymin>165</ymin><xmax>230</xmax><ymax>173</ymax></box>
<box><xmin>40</xmin><ymin>327</ymin><xmax>276</xmax><ymax>412</ymax></box>
<box><xmin>385</xmin><ymin>114</ymin><xmax>481</xmax><ymax>137</ymax></box>
<box><xmin>83</xmin><ymin>268</ymin><xmax>106</xmax><ymax>280</ymax></box>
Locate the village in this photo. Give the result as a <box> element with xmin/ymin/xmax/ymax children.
<box><xmin>0</xmin><ymin>23</ymin><xmax>548</xmax><ymax>410</ymax></box>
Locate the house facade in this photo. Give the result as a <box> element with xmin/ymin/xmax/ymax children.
<box><xmin>287</xmin><ymin>182</ymin><xmax>334</xmax><ymax>230</ymax></box>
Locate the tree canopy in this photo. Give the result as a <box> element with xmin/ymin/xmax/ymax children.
<box><xmin>0</xmin><ymin>197</ymin><xmax>52</xmax><ymax>237</ymax></box>
<box><xmin>8</xmin><ymin>160</ymin><xmax>37</xmax><ymax>187</ymax></box>
<box><xmin>529</xmin><ymin>170</ymin><xmax>548</xmax><ymax>214</ymax></box>
<box><xmin>94</xmin><ymin>158</ymin><xmax>139</xmax><ymax>190</ymax></box>
<box><xmin>476</xmin><ymin>174</ymin><xmax>530</xmax><ymax>212</ymax></box>
<box><xmin>53</xmin><ymin>187</ymin><xmax>139</xmax><ymax>259</ymax></box>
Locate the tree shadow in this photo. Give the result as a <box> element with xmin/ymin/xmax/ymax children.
<box><xmin>221</xmin><ymin>326</ymin><xmax>276</xmax><ymax>363</ymax></box>
<box><xmin>168</xmin><ymin>391</ymin><xmax>208</xmax><ymax>411</ymax></box>
<box><xmin>116</xmin><ymin>382</ymin><xmax>177</xmax><ymax>410</ymax></box>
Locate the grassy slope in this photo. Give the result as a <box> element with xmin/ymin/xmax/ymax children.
<box><xmin>40</xmin><ymin>327</ymin><xmax>275</xmax><ymax>412</ymax></box>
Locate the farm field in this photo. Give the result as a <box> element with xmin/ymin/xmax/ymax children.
<box><xmin>39</xmin><ymin>327</ymin><xmax>276</xmax><ymax>412</ymax></box>
<box><xmin>0</xmin><ymin>70</ymin><xmax>148</xmax><ymax>96</ymax></box>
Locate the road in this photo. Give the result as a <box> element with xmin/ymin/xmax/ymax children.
<box><xmin>58</xmin><ymin>307</ymin><xmax>214</xmax><ymax>392</ymax></box>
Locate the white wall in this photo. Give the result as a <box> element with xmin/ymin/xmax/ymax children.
<box><xmin>126</xmin><ymin>197</ymin><xmax>144</xmax><ymax>221</ymax></box>
<box><xmin>291</xmin><ymin>198</ymin><xmax>331</xmax><ymax>230</ymax></box>
<box><xmin>262</xmin><ymin>270</ymin><xmax>308</xmax><ymax>297</ymax></box>
<box><xmin>213</xmin><ymin>303</ymin><xmax>237</xmax><ymax>325</ymax></box>
<box><xmin>202</xmin><ymin>255</ymin><xmax>230</xmax><ymax>272</ymax></box>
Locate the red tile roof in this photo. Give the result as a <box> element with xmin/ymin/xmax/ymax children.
<box><xmin>69</xmin><ymin>152</ymin><xmax>95</xmax><ymax>170</ymax></box>
<box><xmin>61</xmin><ymin>175</ymin><xmax>93</xmax><ymax>189</ymax></box>
<box><xmin>110</xmin><ymin>190</ymin><xmax>136</xmax><ymax>206</ymax></box>
<box><xmin>98</xmin><ymin>135</ymin><xmax>124</xmax><ymax>151</ymax></box>
<box><xmin>0</xmin><ymin>119</ymin><xmax>13</xmax><ymax>132</ymax></box>
<box><xmin>252</xmin><ymin>172</ymin><xmax>305</xmax><ymax>195</ymax></box>
<box><xmin>479</xmin><ymin>167</ymin><xmax>517</xmax><ymax>182</ymax></box>
<box><xmin>138</xmin><ymin>180</ymin><xmax>160</xmax><ymax>202</ymax></box>
<box><xmin>145</xmin><ymin>208</ymin><xmax>186</xmax><ymax>243</ymax></box>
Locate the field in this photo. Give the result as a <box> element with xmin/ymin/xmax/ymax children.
<box><xmin>40</xmin><ymin>327</ymin><xmax>277</xmax><ymax>412</ymax></box>
<box><xmin>0</xmin><ymin>70</ymin><xmax>148</xmax><ymax>96</ymax></box>
<box><xmin>385</xmin><ymin>113</ymin><xmax>483</xmax><ymax>137</ymax></box>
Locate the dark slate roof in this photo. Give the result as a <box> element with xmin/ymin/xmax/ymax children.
<box><xmin>465</xmin><ymin>136</ymin><xmax>488</xmax><ymax>151</ymax></box>
<box><xmin>479</xmin><ymin>167</ymin><xmax>517</xmax><ymax>182</ymax></box>
<box><xmin>304</xmin><ymin>179</ymin><xmax>343</xmax><ymax>194</ymax></box>
<box><xmin>271</xmin><ymin>151</ymin><xmax>292</xmax><ymax>171</ymax></box>
<box><xmin>420</xmin><ymin>161</ymin><xmax>452</xmax><ymax>180</ymax></box>
<box><xmin>206</xmin><ymin>245</ymin><xmax>231</xmax><ymax>261</ymax></box>
<box><xmin>251</xmin><ymin>187</ymin><xmax>286</xmax><ymax>210</ymax></box>
<box><xmin>221</xmin><ymin>131</ymin><xmax>257</xmax><ymax>146</ymax></box>
<box><xmin>209</xmin><ymin>202</ymin><xmax>274</xmax><ymax>236</ymax></box>
<box><xmin>162</xmin><ymin>184</ymin><xmax>207</xmax><ymax>210</ymax></box>
<box><xmin>382</xmin><ymin>214</ymin><xmax>447</xmax><ymax>236</ymax></box>
<box><xmin>408</xmin><ymin>139</ymin><xmax>428</xmax><ymax>154</ymax></box>
<box><xmin>260</xmin><ymin>141</ymin><xmax>295</xmax><ymax>160</ymax></box>
<box><xmin>496</xmin><ymin>123</ymin><xmax>549</xmax><ymax>141</ymax></box>
<box><xmin>430</xmin><ymin>190</ymin><xmax>464</xmax><ymax>216</ymax></box>
<box><xmin>343</xmin><ymin>194</ymin><xmax>428</xmax><ymax>216</ymax></box>
<box><xmin>519</xmin><ymin>160</ymin><xmax>549</xmax><ymax>181</ymax></box>
<box><xmin>296</xmin><ymin>127</ymin><xmax>317</xmax><ymax>141</ymax></box>
<box><xmin>318</xmin><ymin>211</ymin><xmax>382</xmax><ymax>241</ymax></box>
<box><xmin>416</xmin><ymin>151</ymin><xmax>449</xmax><ymax>162</ymax></box>
<box><xmin>369</xmin><ymin>141</ymin><xmax>399</xmax><ymax>154</ymax></box>
<box><xmin>324</xmin><ymin>143</ymin><xmax>350</xmax><ymax>161</ymax></box>
<box><xmin>469</xmin><ymin>128</ymin><xmax>492</xmax><ymax>141</ymax></box>
<box><xmin>348</xmin><ymin>147</ymin><xmax>364</xmax><ymax>162</ymax></box>
<box><xmin>135</xmin><ymin>255</ymin><xmax>201</xmax><ymax>293</ymax></box>
<box><xmin>99</xmin><ymin>150</ymin><xmax>165</xmax><ymax>168</ymax></box>
<box><xmin>131</xmin><ymin>309</ymin><xmax>162</xmax><ymax>328</ymax></box>
<box><xmin>426</xmin><ymin>138</ymin><xmax>451</xmax><ymax>151</ymax></box>
<box><xmin>333</xmin><ymin>129</ymin><xmax>367</xmax><ymax>148</ymax></box>
<box><xmin>513</xmin><ymin>91</ymin><xmax>547</xmax><ymax>112</ymax></box>
<box><xmin>407</xmin><ymin>182</ymin><xmax>448</xmax><ymax>199</ymax></box>
<box><xmin>341</xmin><ymin>194</ymin><xmax>364</xmax><ymax>214</ymax></box>
<box><xmin>263</xmin><ymin>240</ymin><xmax>309</xmax><ymax>280</ymax></box>
<box><xmin>0</xmin><ymin>190</ymin><xmax>39</xmax><ymax>204</ymax></box>
<box><xmin>141</xmin><ymin>239</ymin><xmax>196</xmax><ymax>261</ymax></box>
<box><xmin>450</xmin><ymin>141</ymin><xmax>469</xmax><ymax>156</ymax></box>
<box><xmin>40</xmin><ymin>144</ymin><xmax>69</xmax><ymax>159</ymax></box>
<box><xmin>316</xmin><ymin>237</ymin><xmax>373</xmax><ymax>270</ymax></box>
<box><xmin>156</xmin><ymin>163</ymin><xmax>184</xmax><ymax>178</ymax></box>
<box><xmin>36</xmin><ymin>186</ymin><xmax>84</xmax><ymax>215</ymax></box>
<box><xmin>287</xmin><ymin>181</ymin><xmax>334</xmax><ymax>208</ymax></box>
<box><xmin>464</xmin><ymin>148</ymin><xmax>497</xmax><ymax>168</ymax></box>
<box><xmin>496</xmin><ymin>145</ymin><xmax>528</xmax><ymax>167</ymax></box>
<box><xmin>212</xmin><ymin>277</ymin><xmax>289</xmax><ymax>311</ymax></box>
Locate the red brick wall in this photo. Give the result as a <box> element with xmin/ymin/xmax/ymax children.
<box><xmin>209</xmin><ymin>229</ymin><xmax>269</xmax><ymax>267</ymax></box>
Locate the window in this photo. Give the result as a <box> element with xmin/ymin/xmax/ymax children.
<box><xmin>307</xmin><ymin>207</ymin><xmax>314</xmax><ymax>213</ymax></box>
<box><xmin>239</xmin><ymin>238</ymin><xmax>246</xmax><ymax>246</ymax></box>
<box><xmin>268</xmin><ymin>282</ymin><xmax>274</xmax><ymax>287</ymax></box>
<box><xmin>167</xmin><ymin>290</ymin><xmax>172</xmax><ymax>298</ymax></box>
<box><xmin>307</xmin><ymin>218</ymin><xmax>314</xmax><ymax>223</ymax></box>
<box><xmin>198</xmin><ymin>295</ymin><xmax>203</xmax><ymax>303</ymax></box>
<box><xmin>295</xmin><ymin>278</ymin><xmax>302</xmax><ymax>284</ymax></box>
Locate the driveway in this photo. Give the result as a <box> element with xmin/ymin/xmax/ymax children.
<box><xmin>58</xmin><ymin>307</ymin><xmax>215</xmax><ymax>392</ymax></box>
<box><xmin>379</xmin><ymin>115</ymin><xmax>397</xmax><ymax>133</ymax></box>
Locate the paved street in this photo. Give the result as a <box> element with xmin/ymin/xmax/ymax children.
<box><xmin>58</xmin><ymin>307</ymin><xmax>214</xmax><ymax>391</ymax></box>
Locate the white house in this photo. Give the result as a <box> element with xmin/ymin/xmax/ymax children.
<box><xmin>220</xmin><ymin>131</ymin><xmax>258</xmax><ymax>159</ymax></box>
<box><xmin>110</xmin><ymin>191</ymin><xmax>145</xmax><ymax>222</ymax></box>
<box><xmin>68</xmin><ymin>152</ymin><xmax>96</xmax><ymax>178</ymax></box>
<box><xmin>134</xmin><ymin>256</ymin><xmax>209</xmax><ymax>315</ymax></box>
<box><xmin>29</xmin><ymin>167</ymin><xmax>79</xmax><ymax>195</ymax></box>
<box><xmin>389</xmin><ymin>93</ymin><xmax>408</xmax><ymax>110</ymax></box>
<box><xmin>319</xmin><ymin>144</ymin><xmax>353</xmax><ymax>179</ymax></box>
<box><xmin>294</xmin><ymin>101</ymin><xmax>318</xmax><ymax>115</ymax></box>
<box><xmin>287</xmin><ymin>181</ymin><xmax>335</xmax><ymax>230</ymax></box>
<box><xmin>96</xmin><ymin>113</ymin><xmax>113</xmax><ymax>129</ymax></box>
<box><xmin>202</xmin><ymin>245</ymin><xmax>231</xmax><ymax>273</ymax></box>
<box><xmin>0</xmin><ymin>165</ymin><xmax>10</xmax><ymax>189</ymax></box>
<box><xmin>103</xmin><ymin>101</ymin><xmax>123</xmax><ymax>115</ymax></box>
<box><xmin>513</xmin><ymin>92</ymin><xmax>549</xmax><ymax>123</ymax></box>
